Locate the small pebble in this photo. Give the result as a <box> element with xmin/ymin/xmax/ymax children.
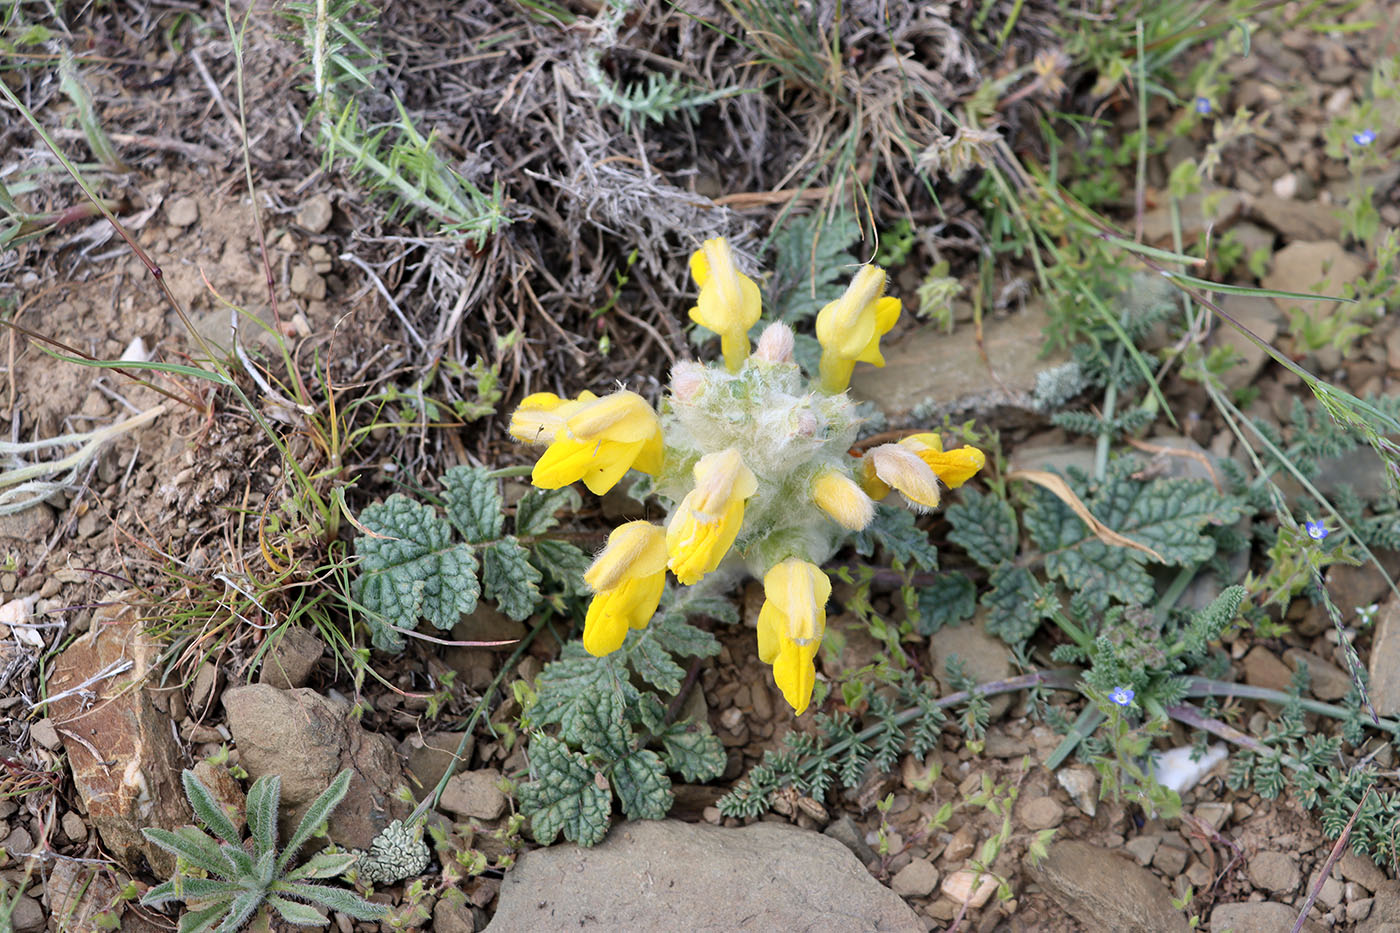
<box><xmin>167</xmin><ymin>196</ymin><xmax>199</xmax><ymax>227</ymax></box>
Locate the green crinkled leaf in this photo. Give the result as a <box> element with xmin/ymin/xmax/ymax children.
<box><xmin>626</xmin><ymin>634</ymin><xmax>689</xmax><ymax>695</ymax></box>
<box><xmin>854</xmin><ymin>506</ymin><xmax>938</xmax><ymax>571</ymax></box>
<box><xmin>946</xmin><ymin>490</ymin><xmax>1018</xmax><ymax>569</ymax></box>
<box><xmin>981</xmin><ymin>565</ymin><xmax>1049</xmax><ymax>644</ymax></box>
<box><xmin>914</xmin><ymin>572</ymin><xmax>976</xmax><ymax>635</ymax></box>
<box><xmin>1024</xmin><ymin>461</ymin><xmax>1244</xmax><ymax>611</ymax></box>
<box><xmin>648</xmin><ymin>609</ymin><xmax>721</xmax><ymax>660</ymax></box>
<box><xmin>515</xmin><ymin>486</ymin><xmax>581</xmax><ymax>537</ymax></box>
<box><xmin>482</xmin><ymin>537</ymin><xmax>542</xmax><ymax>620</ymax></box>
<box><xmin>531</xmin><ymin>539</ymin><xmax>592</xmax><ymax>597</ymax></box>
<box><xmin>612</xmin><ymin>749</ymin><xmax>672</xmax><ymax>821</ymax></box>
<box><xmin>659</xmin><ymin>720</ymin><xmax>726</xmax><ymax>782</ymax></box>
<box><xmin>353</xmin><ymin>494</ymin><xmax>480</xmax><ymax>652</ymax></box>
<box><xmin>560</xmin><ymin>686</ymin><xmax>631</xmax><ymax>760</ymax></box>
<box><xmin>530</xmin><ymin>644</ymin><xmax>637</xmax><ymax>732</ymax></box>
<box><xmin>442</xmin><ymin>465</ymin><xmax>504</xmax><ymax>543</ymax></box>
<box><xmin>518</xmin><ymin>735</ymin><xmax>612</xmax><ymax>846</ymax></box>
<box><xmin>671</xmin><ymin>591</ymin><xmax>740</xmax><ymax>627</ymax></box>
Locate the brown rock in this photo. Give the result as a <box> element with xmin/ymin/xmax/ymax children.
<box><xmin>188</xmin><ymin>661</ymin><xmax>219</xmax><ymax>715</ymax></box>
<box><xmin>487</xmin><ymin>820</ymin><xmax>922</xmax><ymax>932</ymax></box>
<box><xmin>1213</xmin><ymin>901</ymin><xmax>1322</xmax><ymax>933</ymax></box>
<box><xmin>441</xmin><ymin>768</ymin><xmax>507</xmax><ymax>820</ymax></box>
<box><xmin>45</xmin><ymin>858</ymin><xmax>123</xmax><ymax>931</ymax></box>
<box><xmin>402</xmin><ymin>731</ymin><xmax>475</xmax><ymax>802</ymax></box>
<box><xmin>191</xmin><ymin>760</ymin><xmax>248</xmax><ymax>837</ymax></box>
<box><xmin>8</xmin><ymin>895</ymin><xmax>43</xmax><ymax>933</ymax></box>
<box><xmin>1284</xmin><ymin>648</ymin><xmax>1352</xmax><ymax>700</ymax></box>
<box><xmin>1261</xmin><ymin>240</ymin><xmax>1366</xmax><ymax>325</ymax></box>
<box><xmin>222</xmin><ymin>684</ymin><xmax>408</xmax><ymax>849</ymax></box>
<box><xmin>0</xmin><ymin>504</ymin><xmax>55</xmax><ymax>542</ymax></box>
<box><xmin>1211</xmin><ymin>295</ymin><xmax>1282</xmax><ymax>390</ymax></box>
<box><xmin>296</xmin><ymin>193</ymin><xmax>334</xmax><ymax>234</ymax></box>
<box><xmin>1019</xmin><ymin>795</ymin><xmax>1064</xmax><ymax>831</ymax></box>
<box><xmin>891</xmin><ymin>857</ymin><xmax>940</xmax><ymax>898</ymax></box>
<box><xmin>929</xmin><ymin>619</ymin><xmax>1015</xmax><ymax>719</ymax></box>
<box><xmin>1369</xmin><ymin>599</ymin><xmax>1400</xmax><ymax>717</ymax></box>
<box><xmin>256</xmin><ymin>625</ymin><xmax>323</xmax><ymax>689</ymax></box>
<box><xmin>47</xmin><ymin>598</ymin><xmax>193</xmax><ymax>875</ymax></box>
<box><xmin>850</xmin><ymin>303</ymin><xmax>1070</xmax><ymax>426</ymax></box>
<box><xmin>1242</xmin><ymin>646</ymin><xmax>1293</xmax><ymax>692</ymax></box>
<box><xmin>1339</xmin><ymin>850</ymin><xmax>1390</xmax><ymax>892</ymax></box>
<box><xmin>1252</xmin><ymin>194</ymin><xmax>1342</xmax><ymax>241</ymax></box>
<box><xmin>1034</xmin><ymin>840</ymin><xmax>1188</xmax><ymax>933</ymax></box>
<box><xmin>434</xmin><ymin>888</ymin><xmax>477</xmax><ymax>933</ymax></box>
<box><xmin>1247</xmin><ymin>850</ymin><xmax>1300</xmax><ymax>894</ymax></box>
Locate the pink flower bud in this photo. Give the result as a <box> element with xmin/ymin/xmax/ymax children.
<box><xmin>670</xmin><ymin>362</ymin><xmax>706</xmax><ymax>401</ymax></box>
<box><xmin>755</xmin><ymin>322</ymin><xmax>795</xmax><ymax>364</ymax></box>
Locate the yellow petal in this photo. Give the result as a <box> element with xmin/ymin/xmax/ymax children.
<box><xmin>756</xmin><ymin>600</ymin><xmax>781</xmax><ymax>664</ymax></box>
<box><xmin>772</xmin><ymin>638</ymin><xmax>819</xmax><ymax>715</ymax></box>
<box><xmin>921</xmin><ymin>446</ymin><xmax>986</xmax><ymax>489</ymax></box>
<box><xmin>900</xmin><ymin>432</ymin><xmax>944</xmax><ymax>454</ymax></box>
<box><xmin>508</xmin><ymin>392</ymin><xmax>565</xmax><ymax>443</ymax></box>
<box><xmin>811</xmin><ymin>469</ymin><xmax>875</xmax><ymax>531</ymax></box>
<box><xmin>582</xmin><ymin>572</ymin><xmax>664</xmax><ymax>656</ymax></box>
<box><xmin>689</xmin><ymin>238</ymin><xmax>762</xmax><ymax>372</ymax></box>
<box><xmin>815</xmin><ymin>265</ymin><xmax>887</xmax><ymax>360</ymax></box>
<box><xmin>858</xmin><ymin>457</ymin><xmax>891</xmax><ymax>501</ymax></box>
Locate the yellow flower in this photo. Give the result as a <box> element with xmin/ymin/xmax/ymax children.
<box><xmin>666</xmin><ymin>448</ymin><xmax>757</xmax><ymax>585</ymax></box>
<box><xmin>810</xmin><ymin>469</ymin><xmax>875</xmax><ymax>531</ymax></box>
<box><xmin>860</xmin><ymin>433</ymin><xmax>985</xmax><ymax>509</ymax></box>
<box><xmin>756</xmin><ymin>559</ymin><xmax>831</xmax><ymax>715</ymax></box>
<box><xmin>689</xmin><ymin>238</ymin><xmax>762</xmax><ymax>373</ymax></box>
<box><xmin>581</xmin><ymin>521</ymin><xmax>668</xmax><ymax>656</ymax></box>
<box><xmin>814</xmin><ymin>264</ymin><xmax>902</xmax><ymax>394</ymax></box>
<box><xmin>531</xmin><ymin>390</ymin><xmax>664</xmax><ymax>495</ymax></box>
<box><xmin>508</xmin><ymin>391</ymin><xmax>594</xmax><ymax>444</ymax></box>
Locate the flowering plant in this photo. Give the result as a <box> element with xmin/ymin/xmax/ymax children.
<box><xmin>510</xmin><ymin>238</ymin><xmax>984</xmax><ymax>714</ymax></box>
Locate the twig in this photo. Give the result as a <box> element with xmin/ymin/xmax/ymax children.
<box><xmin>1292</xmin><ymin>786</ymin><xmax>1370</xmax><ymax>933</ymax></box>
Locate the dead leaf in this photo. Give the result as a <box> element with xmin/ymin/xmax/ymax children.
<box><xmin>1008</xmin><ymin>469</ymin><xmax>1166</xmax><ymax>562</ymax></box>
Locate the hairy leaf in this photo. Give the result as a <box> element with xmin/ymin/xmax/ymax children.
<box><xmin>659</xmin><ymin>720</ymin><xmax>726</xmax><ymax>782</ymax></box>
<box><xmin>518</xmin><ymin>735</ymin><xmax>611</xmax><ymax>846</ymax></box>
<box><xmin>243</xmin><ymin>774</ymin><xmax>280</xmax><ymax>858</ymax></box>
<box><xmin>441</xmin><ymin>465</ymin><xmax>504</xmax><ymax>543</ymax></box>
<box><xmin>767</xmin><ymin>210</ymin><xmax>864</xmax><ymax>325</ymax></box>
<box><xmin>353</xmin><ymin>494</ymin><xmax>480</xmax><ymax>651</ymax></box>
<box><xmin>914</xmin><ymin>572</ymin><xmax>976</xmax><ymax>635</ymax></box>
<box><xmin>278</xmin><ymin>769</ymin><xmax>351</xmax><ymax>873</ymax></box>
<box><xmin>482</xmin><ymin>537</ymin><xmax>543</xmax><ymax>620</ymax></box>
<box><xmin>530</xmin><ymin>539</ymin><xmax>592</xmax><ymax>597</ymax></box>
<box><xmin>515</xmin><ymin>486</ymin><xmax>581</xmax><ymax>537</ymax></box>
<box><xmin>1025</xmin><ymin>461</ymin><xmax>1243</xmax><ymax>610</ymax></box>
<box><xmin>561</xmin><ymin>687</ymin><xmax>631</xmax><ymax>760</ymax></box>
<box><xmin>182</xmin><ymin>769</ymin><xmax>242</xmax><ymax>848</ymax></box>
<box><xmin>612</xmin><ymin>749</ymin><xmax>672</xmax><ymax>821</ymax></box>
<box><xmin>981</xmin><ymin>565</ymin><xmax>1050</xmax><ymax>644</ymax></box>
<box><xmin>854</xmin><ymin>506</ymin><xmax>938</xmax><ymax>571</ymax></box>
<box><xmin>946</xmin><ymin>490</ymin><xmax>1019</xmax><ymax>569</ymax></box>
<box><xmin>530</xmin><ymin>645</ymin><xmax>636</xmax><ymax>730</ymax></box>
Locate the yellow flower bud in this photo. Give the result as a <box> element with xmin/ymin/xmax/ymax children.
<box><xmin>531</xmin><ymin>390</ymin><xmax>663</xmax><ymax>495</ymax></box>
<box><xmin>509</xmin><ymin>391</ymin><xmax>591</xmax><ymax>444</ymax></box>
<box><xmin>666</xmin><ymin>448</ymin><xmax>757</xmax><ymax>585</ymax></box>
<box><xmin>814</xmin><ymin>264</ymin><xmax>901</xmax><ymax>394</ymax></box>
<box><xmin>581</xmin><ymin>521</ymin><xmax>668</xmax><ymax>657</ymax></box>
<box><xmin>689</xmin><ymin>238</ymin><xmax>762</xmax><ymax>373</ymax></box>
<box><xmin>756</xmin><ymin>559</ymin><xmax>831</xmax><ymax>715</ymax></box>
<box><xmin>810</xmin><ymin>469</ymin><xmax>875</xmax><ymax>531</ymax></box>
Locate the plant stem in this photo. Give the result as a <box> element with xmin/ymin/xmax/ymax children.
<box><xmin>1182</xmin><ymin>677</ymin><xmax>1400</xmax><ymax>737</ymax></box>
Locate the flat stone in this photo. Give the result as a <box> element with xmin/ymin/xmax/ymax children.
<box><xmin>1369</xmin><ymin>599</ymin><xmax>1400</xmax><ymax>717</ymax></box>
<box><xmin>1328</xmin><ymin>560</ymin><xmax>1398</xmax><ymax>622</ymax></box>
<box><xmin>1019</xmin><ymin>795</ymin><xmax>1064</xmax><ymax>831</ymax></box>
<box><xmin>167</xmin><ymin>196</ymin><xmax>199</xmax><ymax>228</ymax></box>
<box><xmin>402</xmin><ymin>731</ymin><xmax>475</xmax><ymax>803</ymax></box>
<box><xmin>434</xmin><ymin>888</ymin><xmax>476</xmax><ymax>933</ymax></box>
<box><xmin>891</xmin><ymin>857</ymin><xmax>940</xmax><ymax>898</ymax></box>
<box><xmin>441</xmin><ymin>768</ymin><xmax>507</xmax><ymax>820</ymax></box>
<box><xmin>1034</xmin><ymin>840</ymin><xmax>1188</xmax><ymax>933</ymax></box>
<box><xmin>1339</xmin><ymin>851</ymin><xmax>1390</xmax><ymax>892</ymax></box>
<box><xmin>1057</xmin><ymin>765</ymin><xmax>1098</xmax><ymax>817</ymax></box>
<box><xmin>1251</xmin><ymin>194</ymin><xmax>1342</xmax><ymax>241</ymax></box>
<box><xmin>1140</xmin><ymin>188</ymin><xmax>1244</xmax><ymax>245</ymax></box>
<box><xmin>941</xmin><ymin>869</ymin><xmax>998</xmax><ymax>908</ymax></box>
<box><xmin>824</xmin><ymin>814</ymin><xmax>877</xmax><ymax>865</ymax></box>
<box><xmin>1124</xmin><ymin>835</ymin><xmax>1160</xmax><ymax>866</ymax></box>
<box><xmin>1242</xmin><ymin>645</ymin><xmax>1293</xmax><ymax>692</ymax></box>
<box><xmin>0</xmin><ymin>504</ymin><xmax>55</xmax><ymax>542</ymax></box>
<box><xmin>1247</xmin><ymin>850</ymin><xmax>1300</xmax><ymax>894</ymax></box>
<box><xmin>1211</xmin><ymin>295</ymin><xmax>1282</xmax><ymax>390</ymax></box>
<box><xmin>47</xmin><ymin>598</ymin><xmax>193</xmax><ymax>875</ymax></box>
<box><xmin>1212</xmin><ymin>901</ymin><xmax>1322</xmax><ymax>933</ymax></box>
<box><xmin>296</xmin><ymin>193</ymin><xmax>334</xmax><ymax>233</ymax></box>
<box><xmin>222</xmin><ymin>683</ymin><xmax>408</xmax><ymax>849</ymax></box>
<box><xmin>29</xmin><ymin>717</ymin><xmax>60</xmax><ymax>750</ymax></box>
<box><xmin>1284</xmin><ymin>648</ymin><xmax>1353</xmax><ymax>700</ymax></box>
<box><xmin>850</xmin><ymin>303</ymin><xmax>1070</xmax><ymax>427</ymax></box>
<box><xmin>929</xmin><ymin>618</ymin><xmax>1015</xmax><ymax>720</ymax></box>
<box><xmin>9</xmin><ymin>895</ymin><xmax>44</xmax><ymax>933</ymax></box>
<box><xmin>485</xmin><ymin>820</ymin><xmax>922</xmax><ymax>932</ymax></box>
<box><xmin>1261</xmin><ymin>240</ymin><xmax>1366</xmax><ymax>325</ymax></box>
<box><xmin>257</xmin><ymin>625</ymin><xmax>324</xmax><ymax>689</ymax></box>
<box><xmin>189</xmin><ymin>660</ymin><xmax>219</xmax><ymax>714</ymax></box>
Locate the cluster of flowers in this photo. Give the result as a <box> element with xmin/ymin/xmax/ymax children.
<box><xmin>509</xmin><ymin>238</ymin><xmax>985</xmax><ymax>714</ymax></box>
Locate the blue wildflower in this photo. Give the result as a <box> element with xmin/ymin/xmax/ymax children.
<box><xmin>1194</xmin><ymin>97</ymin><xmax>1212</xmax><ymax>115</ymax></box>
<box><xmin>1110</xmin><ymin>685</ymin><xmax>1135</xmax><ymax>707</ymax></box>
<box><xmin>1353</xmin><ymin>128</ymin><xmax>1377</xmax><ymax>146</ymax></box>
<box><xmin>1306</xmin><ymin>520</ymin><xmax>1328</xmax><ymax>540</ymax></box>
